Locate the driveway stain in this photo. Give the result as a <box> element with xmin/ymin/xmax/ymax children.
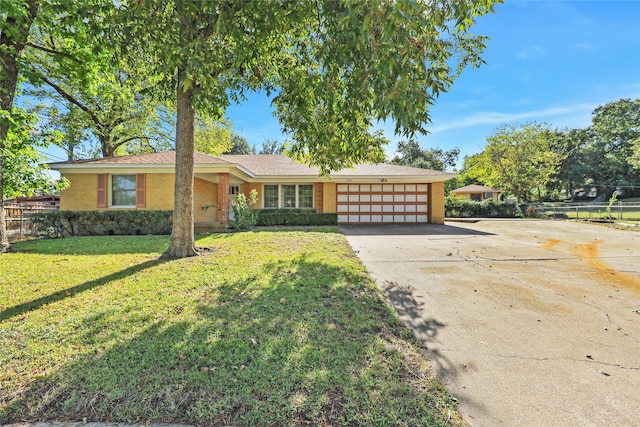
<box><xmin>541</xmin><ymin>238</ymin><xmax>640</xmax><ymax>292</ymax></box>
<box><xmin>570</xmin><ymin>240</ymin><xmax>640</xmax><ymax>292</ymax></box>
<box><xmin>540</xmin><ymin>238</ymin><xmax>562</xmax><ymax>250</ymax></box>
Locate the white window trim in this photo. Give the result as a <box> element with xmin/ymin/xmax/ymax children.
<box><xmin>262</xmin><ymin>184</ymin><xmax>314</xmax><ymax>209</ymax></box>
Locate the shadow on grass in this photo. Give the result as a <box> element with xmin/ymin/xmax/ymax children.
<box><xmin>1</xmin><ymin>255</ymin><xmax>461</xmax><ymax>426</ymax></box>
<box><xmin>0</xmin><ymin>259</ymin><xmax>167</xmax><ymax>322</ymax></box>
<box><xmin>380</xmin><ymin>280</ymin><xmax>459</xmax><ymax>381</ymax></box>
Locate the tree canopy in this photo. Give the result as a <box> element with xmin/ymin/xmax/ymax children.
<box><xmin>111</xmin><ymin>0</ymin><xmax>499</xmax><ymax>257</ymax></box>
<box><xmin>194</xmin><ymin>116</ymin><xmax>233</xmax><ymax>156</ymax></box>
<box><xmin>391</xmin><ymin>140</ymin><xmax>459</xmax><ymax>171</ymax></box>
<box><xmin>225</xmin><ymin>134</ymin><xmax>252</xmax><ymax>155</ymax></box>
<box><xmin>461</xmin><ymin>123</ymin><xmax>564</xmax><ymax>202</ymax></box>
<box><xmin>23</xmin><ymin>22</ymin><xmax>172</xmax><ymax>158</ymax></box>
<box><xmin>546</xmin><ymin>99</ymin><xmax>640</xmax><ymax>199</ymax></box>
<box><xmin>455</xmin><ymin>98</ymin><xmax>640</xmax><ymax>201</ymax></box>
<box><xmin>587</xmin><ymin>98</ymin><xmax>640</xmax><ymax>195</ymax></box>
<box><xmin>1</xmin><ymin>0</ymin><xmax>40</xmax><ymax>252</ymax></box>
<box><xmin>1</xmin><ymin>107</ymin><xmax>68</xmax><ymax>198</ymax></box>
<box><xmin>258</xmin><ymin>139</ymin><xmax>285</xmax><ymax>155</ymax></box>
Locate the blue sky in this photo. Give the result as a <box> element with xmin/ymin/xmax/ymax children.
<box><xmin>226</xmin><ymin>0</ymin><xmax>640</xmax><ymax>169</ymax></box>
<box><xmin>42</xmin><ymin>1</ymin><xmax>640</xmax><ymax>169</ymax></box>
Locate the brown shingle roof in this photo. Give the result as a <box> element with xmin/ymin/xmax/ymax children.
<box><xmin>52</xmin><ymin>151</ymin><xmax>456</xmax><ymax>179</ymax></box>
<box><xmin>222</xmin><ymin>154</ymin><xmax>454</xmax><ymax>178</ymax></box>
<box><xmin>220</xmin><ymin>154</ymin><xmax>317</xmax><ymax>176</ymax></box>
<box><xmin>50</xmin><ymin>151</ymin><xmax>230</xmax><ymax>165</ymax></box>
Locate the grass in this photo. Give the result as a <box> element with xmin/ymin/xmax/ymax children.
<box><xmin>0</xmin><ymin>229</ymin><xmax>465</xmax><ymax>426</ymax></box>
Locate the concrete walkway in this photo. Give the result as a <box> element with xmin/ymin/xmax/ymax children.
<box><xmin>343</xmin><ymin>220</ymin><xmax>640</xmax><ymax>427</ymax></box>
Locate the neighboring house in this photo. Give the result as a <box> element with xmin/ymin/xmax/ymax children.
<box><xmin>450</xmin><ymin>184</ymin><xmax>502</xmax><ymax>202</ymax></box>
<box><xmin>50</xmin><ymin>151</ymin><xmax>456</xmax><ymax>229</ymax></box>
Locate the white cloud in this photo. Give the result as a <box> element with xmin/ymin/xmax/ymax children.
<box><xmin>427</xmin><ymin>103</ymin><xmax>595</xmax><ymax>133</ymax></box>
<box><xmin>576</xmin><ymin>43</ymin><xmax>593</xmax><ymax>50</ymax></box>
<box><xmin>515</xmin><ymin>45</ymin><xmax>547</xmax><ymax>60</ymax></box>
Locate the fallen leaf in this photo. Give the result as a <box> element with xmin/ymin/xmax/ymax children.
<box><xmin>179</xmin><ymin>354</ymin><xmax>186</xmax><ymax>360</ymax></box>
<box><xmin>280</xmin><ymin>298</ymin><xmax>286</xmax><ymax>303</ymax></box>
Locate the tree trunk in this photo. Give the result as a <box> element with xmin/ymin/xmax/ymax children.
<box><xmin>0</xmin><ymin>0</ymin><xmax>38</xmax><ymax>253</ymax></box>
<box><xmin>162</xmin><ymin>66</ymin><xmax>198</xmax><ymax>258</ymax></box>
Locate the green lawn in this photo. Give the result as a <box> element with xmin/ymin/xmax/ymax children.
<box><xmin>0</xmin><ymin>229</ymin><xmax>465</xmax><ymax>426</ymax></box>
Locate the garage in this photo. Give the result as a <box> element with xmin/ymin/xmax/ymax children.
<box><xmin>336</xmin><ymin>183</ymin><xmax>429</xmax><ymax>224</ymax></box>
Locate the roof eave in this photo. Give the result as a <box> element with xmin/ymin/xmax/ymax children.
<box><xmin>329</xmin><ymin>173</ymin><xmax>458</xmax><ymax>182</ymax></box>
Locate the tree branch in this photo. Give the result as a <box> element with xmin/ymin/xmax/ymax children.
<box><xmin>116</xmin><ymin>135</ymin><xmax>152</xmax><ymax>146</ymax></box>
<box><xmin>34</xmin><ymin>71</ymin><xmax>102</xmax><ymax>128</ymax></box>
<box><xmin>26</xmin><ymin>42</ymin><xmax>83</xmax><ymax>64</ymax></box>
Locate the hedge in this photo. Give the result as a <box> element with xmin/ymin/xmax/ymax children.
<box><xmin>445</xmin><ymin>197</ymin><xmax>522</xmax><ymax>218</ymax></box>
<box><xmin>30</xmin><ymin>209</ymin><xmax>337</xmax><ymax>237</ymax></box>
<box><xmin>31</xmin><ymin>210</ymin><xmax>173</xmax><ymax>237</ymax></box>
<box><xmin>255</xmin><ymin>208</ymin><xmax>338</xmax><ymax>226</ymax></box>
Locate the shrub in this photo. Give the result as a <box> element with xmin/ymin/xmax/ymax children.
<box><xmin>229</xmin><ymin>190</ymin><xmax>259</xmax><ymax>229</ymax></box>
<box><xmin>31</xmin><ymin>210</ymin><xmax>173</xmax><ymax>237</ymax></box>
<box><xmin>445</xmin><ymin>197</ymin><xmax>521</xmax><ymax>218</ymax></box>
<box><xmin>255</xmin><ymin>209</ymin><xmax>338</xmax><ymax>226</ymax></box>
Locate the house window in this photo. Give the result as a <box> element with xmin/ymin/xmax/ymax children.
<box><xmin>230</xmin><ymin>185</ymin><xmax>240</xmax><ymax>195</ymax></box>
<box><xmin>263</xmin><ymin>184</ymin><xmax>314</xmax><ymax>209</ymax></box>
<box><xmin>264</xmin><ymin>185</ymin><xmax>279</xmax><ymax>208</ymax></box>
<box><xmin>112</xmin><ymin>175</ymin><xmax>137</xmax><ymax>206</ymax></box>
<box><xmin>298</xmin><ymin>185</ymin><xmax>313</xmax><ymax>208</ymax></box>
<box><xmin>484</xmin><ymin>192</ymin><xmax>494</xmax><ymax>199</ymax></box>
<box><xmin>281</xmin><ymin>185</ymin><xmax>296</xmax><ymax>208</ymax></box>
<box><xmin>470</xmin><ymin>193</ymin><xmax>481</xmax><ymax>202</ymax></box>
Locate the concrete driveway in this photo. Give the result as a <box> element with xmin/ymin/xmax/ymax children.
<box><xmin>342</xmin><ymin>220</ymin><xmax>640</xmax><ymax>427</ymax></box>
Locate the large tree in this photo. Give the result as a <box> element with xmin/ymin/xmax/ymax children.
<box><xmin>224</xmin><ymin>134</ymin><xmax>252</xmax><ymax>155</ymax></box>
<box><xmin>1</xmin><ymin>0</ymin><xmax>120</xmax><ymax>252</ymax></box>
<box><xmin>194</xmin><ymin>116</ymin><xmax>233</xmax><ymax>155</ymax></box>
<box><xmin>631</xmin><ymin>140</ymin><xmax>640</xmax><ymax>170</ymax></box>
<box><xmin>119</xmin><ymin>0</ymin><xmax>500</xmax><ymax>258</ymax></box>
<box><xmin>587</xmin><ymin>98</ymin><xmax>640</xmax><ymax>197</ymax></box>
<box><xmin>463</xmin><ymin>123</ymin><xmax>564</xmax><ymax>202</ymax></box>
<box><xmin>0</xmin><ymin>0</ymin><xmax>39</xmax><ymax>252</ymax></box>
<box><xmin>391</xmin><ymin>140</ymin><xmax>460</xmax><ymax>171</ymax></box>
<box><xmin>258</xmin><ymin>139</ymin><xmax>285</xmax><ymax>155</ymax></box>
<box><xmin>24</xmin><ymin>30</ymin><xmax>171</xmax><ymax>158</ymax></box>
<box><xmin>1</xmin><ymin>107</ymin><xmax>67</xmax><ymax>198</ymax></box>
<box><xmin>549</xmin><ymin>128</ymin><xmax>591</xmax><ymax>199</ymax></box>
<box><xmin>41</xmin><ymin>103</ymin><xmax>90</xmax><ymax>160</ymax></box>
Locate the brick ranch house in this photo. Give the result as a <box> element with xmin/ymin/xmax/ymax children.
<box><xmin>450</xmin><ymin>184</ymin><xmax>502</xmax><ymax>202</ymax></box>
<box><xmin>50</xmin><ymin>151</ymin><xmax>456</xmax><ymax>228</ymax></box>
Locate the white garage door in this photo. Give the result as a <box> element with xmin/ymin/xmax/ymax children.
<box><xmin>336</xmin><ymin>183</ymin><xmax>429</xmax><ymax>224</ymax></box>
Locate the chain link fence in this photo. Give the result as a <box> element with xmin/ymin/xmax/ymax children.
<box><xmin>523</xmin><ymin>202</ymin><xmax>640</xmax><ymax>221</ymax></box>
